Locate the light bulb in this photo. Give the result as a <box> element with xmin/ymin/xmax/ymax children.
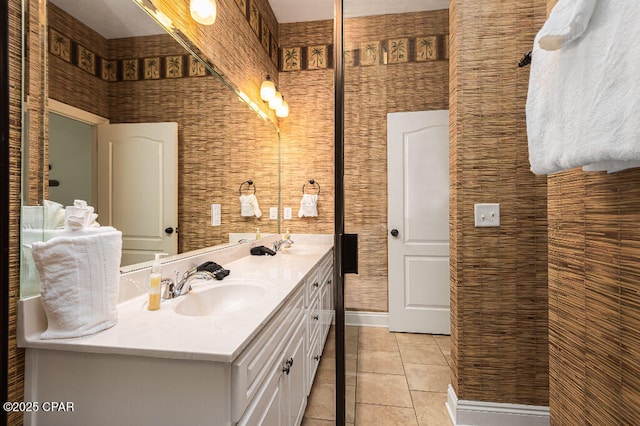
<box><xmin>276</xmin><ymin>97</ymin><xmax>289</xmax><ymax>118</ymax></box>
<box><xmin>260</xmin><ymin>76</ymin><xmax>276</xmax><ymax>101</ymax></box>
<box><xmin>268</xmin><ymin>91</ymin><xmax>283</xmax><ymax>110</ymax></box>
<box><xmin>191</xmin><ymin>0</ymin><xmax>216</xmax><ymax>25</ymax></box>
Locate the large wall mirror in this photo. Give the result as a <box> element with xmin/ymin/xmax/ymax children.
<box><xmin>21</xmin><ymin>0</ymin><xmax>281</xmax><ymax>297</ymax></box>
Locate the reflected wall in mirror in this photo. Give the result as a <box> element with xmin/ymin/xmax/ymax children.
<box><xmin>20</xmin><ymin>0</ymin><xmax>281</xmax><ymax>297</ymax></box>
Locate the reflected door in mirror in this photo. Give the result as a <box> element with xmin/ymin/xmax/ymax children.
<box><xmin>97</xmin><ymin>122</ymin><xmax>178</xmax><ymax>266</ymax></box>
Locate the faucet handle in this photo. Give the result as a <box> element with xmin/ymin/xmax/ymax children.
<box><xmin>161</xmin><ymin>279</ymin><xmax>176</xmax><ymax>299</ymax></box>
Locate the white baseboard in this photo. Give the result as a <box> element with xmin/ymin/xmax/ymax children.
<box><xmin>344</xmin><ymin>311</ymin><xmax>389</xmax><ymax>328</ymax></box>
<box><xmin>447</xmin><ymin>385</ymin><xmax>550</xmax><ymax>426</ymax></box>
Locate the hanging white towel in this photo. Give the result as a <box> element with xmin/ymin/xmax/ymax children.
<box><xmin>30</xmin><ymin>200</ymin><xmax>122</xmax><ymax>339</ymax></box>
<box><xmin>537</xmin><ymin>0</ymin><xmax>596</xmax><ymax>51</ymax></box>
<box><xmin>239</xmin><ymin>194</ymin><xmax>262</xmax><ymax>218</ymax></box>
<box><xmin>298</xmin><ymin>194</ymin><xmax>318</xmax><ymax>218</ymax></box>
<box><xmin>526</xmin><ymin>0</ymin><xmax>640</xmax><ymax>175</ymax></box>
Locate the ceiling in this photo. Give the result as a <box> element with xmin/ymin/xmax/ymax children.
<box><xmin>51</xmin><ymin>0</ymin><xmax>450</xmax><ymax>39</ymax></box>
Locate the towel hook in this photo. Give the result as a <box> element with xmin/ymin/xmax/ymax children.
<box><xmin>302</xmin><ymin>179</ymin><xmax>320</xmax><ymax>195</ymax></box>
<box><xmin>239</xmin><ymin>180</ymin><xmax>256</xmax><ymax>195</ymax></box>
<box><xmin>518</xmin><ymin>50</ymin><xmax>532</xmax><ymax>67</ymax></box>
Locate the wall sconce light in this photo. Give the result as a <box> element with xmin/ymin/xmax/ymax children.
<box><xmin>260</xmin><ymin>75</ymin><xmax>276</xmax><ymax>101</ymax></box>
<box><xmin>276</xmin><ymin>96</ymin><xmax>289</xmax><ymax>118</ymax></box>
<box><xmin>191</xmin><ymin>0</ymin><xmax>217</xmax><ymax>25</ymax></box>
<box><xmin>268</xmin><ymin>90</ymin><xmax>283</xmax><ymax>110</ymax></box>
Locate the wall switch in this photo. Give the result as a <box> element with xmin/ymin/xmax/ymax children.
<box><xmin>474</xmin><ymin>203</ymin><xmax>500</xmax><ymax>227</ymax></box>
<box><xmin>211</xmin><ymin>204</ymin><xmax>221</xmax><ymax>226</ymax></box>
<box><xmin>284</xmin><ymin>207</ymin><xmax>292</xmax><ymax>220</ymax></box>
<box><xmin>269</xmin><ymin>207</ymin><xmax>278</xmax><ymax>220</ymax></box>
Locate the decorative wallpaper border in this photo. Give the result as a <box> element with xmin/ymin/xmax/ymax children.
<box><xmin>235</xmin><ymin>0</ymin><xmax>279</xmax><ymax>66</ymax></box>
<box><xmin>280</xmin><ymin>34</ymin><xmax>449</xmax><ymax>72</ymax></box>
<box><xmin>49</xmin><ymin>27</ymin><xmax>212</xmax><ymax>82</ymax></box>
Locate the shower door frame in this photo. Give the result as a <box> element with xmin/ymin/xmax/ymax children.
<box><xmin>333</xmin><ymin>0</ymin><xmax>346</xmax><ymax>425</ymax></box>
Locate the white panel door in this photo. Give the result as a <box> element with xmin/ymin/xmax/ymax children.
<box><xmin>97</xmin><ymin>122</ymin><xmax>178</xmax><ymax>266</ymax></box>
<box><xmin>388</xmin><ymin>110</ymin><xmax>450</xmax><ymax>334</ymax></box>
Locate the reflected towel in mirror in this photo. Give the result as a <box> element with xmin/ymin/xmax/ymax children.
<box><xmin>239</xmin><ymin>194</ymin><xmax>262</xmax><ymax>218</ymax></box>
<box><xmin>298</xmin><ymin>194</ymin><xmax>318</xmax><ymax>218</ymax></box>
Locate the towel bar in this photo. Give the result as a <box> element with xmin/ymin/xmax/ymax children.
<box><xmin>518</xmin><ymin>50</ymin><xmax>532</xmax><ymax>67</ymax></box>
<box><xmin>302</xmin><ymin>179</ymin><xmax>320</xmax><ymax>195</ymax></box>
<box><xmin>239</xmin><ymin>180</ymin><xmax>256</xmax><ymax>195</ymax></box>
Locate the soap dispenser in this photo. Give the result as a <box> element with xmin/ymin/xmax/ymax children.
<box><xmin>256</xmin><ymin>227</ymin><xmax>261</xmax><ymax>239</ymax></box>
<box><xmin>148</xmin><ymin>253</ymin><xmax>167</xmax><ymax>311</ymax></box>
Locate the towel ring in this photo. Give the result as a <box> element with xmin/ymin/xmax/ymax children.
<box><xmin>302</xmin><ymin>179</ymin><xmax>320</xmax><ymax>195</ymax></box>
<box><xmin>239</xmin><ymin>180</ymin><xmax>256</xmax><ymax>195</ymax></box>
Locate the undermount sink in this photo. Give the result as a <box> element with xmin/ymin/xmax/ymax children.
<box><xmin>174</xmin><ymin>279</ymin><xmax>270</xmax><ymax>317</ymax></box>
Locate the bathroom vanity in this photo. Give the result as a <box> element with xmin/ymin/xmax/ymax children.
<box><xmin>18</xmin><ymin>235</ymin><xmax>334</xmax><ymax>426</ymax></box>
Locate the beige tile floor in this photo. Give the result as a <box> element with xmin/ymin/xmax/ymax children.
<box><xmin>302</xmin><ymin>326</ymin><xmax>453</xmax><ymax>426</ymax></box>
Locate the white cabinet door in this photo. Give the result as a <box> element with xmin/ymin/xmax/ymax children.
<box><xmin>282</xmin><ymin>317</ymin><xmax>307</xmax><ymax>426</ymax></box>
<box><xmin>237</xmin><ymin>363</ymin><xmax>283</xmax><ymax>426</ymax></box>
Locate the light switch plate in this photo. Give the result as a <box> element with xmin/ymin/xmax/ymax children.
<box><xmin>474</xmin><ymin>203</ymin><xmax>500</xmax><ymax>227</ymax></box>
<box><xmin>269</xmin><ymin>207</ymin><xmax>278</xmax><ymax>220</ymax></box>
<box><xmin>284</xmin><ymin>207</ymin><xmax>292</xmax><ymax>220</ymax></box>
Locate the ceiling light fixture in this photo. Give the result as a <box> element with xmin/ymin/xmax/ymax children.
<box><xmin>190</xmin><ymin>0</ymin><xmax>217</xmax><ymax>25</ymax></box>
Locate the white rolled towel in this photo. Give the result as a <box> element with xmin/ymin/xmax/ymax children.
<box><xmin>298</xmin><ymin>194</ymin><xmax>318</xmax><ymax>218</ymax></box>
<box><xmin>64</xmin><ymin>199</ymin><xmax>99</xmax><ymax>231</ymax></box>
<box><xmin>31</xmin><ymin>226</ymin><xmax>122</xmax><ymax>339</ymax></box>
<box><xmin>239</xmin><ymin>194</ymin><xmax>262</xmax><ymax>218</ymax></box>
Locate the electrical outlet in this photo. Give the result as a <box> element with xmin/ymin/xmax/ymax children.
<box><xmin>269</xmin><ymin>207</ymin><xmax>278</xmax><ymax>220</ymax></box>
<box><xmin>474</xmin><ymin>203</ymin><xmax>500</xmax><ymax>227</ymax></box>
<box><xmin>284</xmin><ymin>207</ymin><xmax>292</xmax><ymax>220</ymax></box>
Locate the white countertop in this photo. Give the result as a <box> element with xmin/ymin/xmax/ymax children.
<box><xmin>18</xmin><ymin>238</ymin><xmax>333</xmax><ymax>363</ymax></box>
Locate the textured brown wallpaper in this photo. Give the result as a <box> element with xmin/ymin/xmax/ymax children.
<box><xmin>278</xmin><ymin>20</ymin><xmax>334</xmax><ymax>239</ymax></box>
<box><xmin>8</xmin><ymin>0</ymin><xmax>25</xmax><ymax>422</ymax></box>
<box><xmin>449</xmin><ymin>0</ymin><xmax>549</xmax><ymax>406</ymax></box>
<box><xmin>47</xmin><ymin>3</ymin><xmax>109</xmax><ymax>118</ymax></box>
<box><xmin>545</xmin><ymin>0</ymin><xmax>640</xmax><ymax>423</ymax></box>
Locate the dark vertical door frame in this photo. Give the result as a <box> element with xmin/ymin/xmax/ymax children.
<box><xmin>333</xmin><ymin>0</ymin><xmax>346</xmax><ymax>425</ymax></box>
<box><xmin>1</xmin><ymin>0</ymin><xmax>11</xmax><ymax>424</ymax></box>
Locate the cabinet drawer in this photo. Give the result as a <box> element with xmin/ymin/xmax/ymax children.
<box><xmin>232</xmin><ymin>285</ymin><xmax>304</xmax><ymax>422</ymax></box>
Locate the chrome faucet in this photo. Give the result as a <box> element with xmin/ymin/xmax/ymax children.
<box><xmin>273</xmin><ymin>237</ymin><xmax>294</xmax><ymax>252</ymax></box>
<box><xmin>162</xmin><ymin>267</ymin><xmax>215</xmax><ymax>299</ymax></box>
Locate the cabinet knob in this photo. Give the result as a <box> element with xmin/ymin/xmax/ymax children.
<box><xmin>313</xmin><ymin>282</ymin><xmax>319</xmax><ymax>287</ymax></box>
<box><xmin>282</xmin><ymin>357</ymin><xmax>294</xmax><ymax>375</ymax></box>
<box><xmin>312</xmin><ymin>315</ymin><xmax>319</xmax><ymax>321</ymax></box>
<box><xmin>314</xmin><ymin>355</ymin><xmax>321</xmax><ymax>362</ymax></box>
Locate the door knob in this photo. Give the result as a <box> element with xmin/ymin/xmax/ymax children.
<box><xmin>390</xmin><ymin>229</ymin><xmax>399</xmax><ymax>237</ymax></box>
<box><xmin>165</xmin><ymin>227</ymin><xmax>174</xmax><ymax>235</ymax></box>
